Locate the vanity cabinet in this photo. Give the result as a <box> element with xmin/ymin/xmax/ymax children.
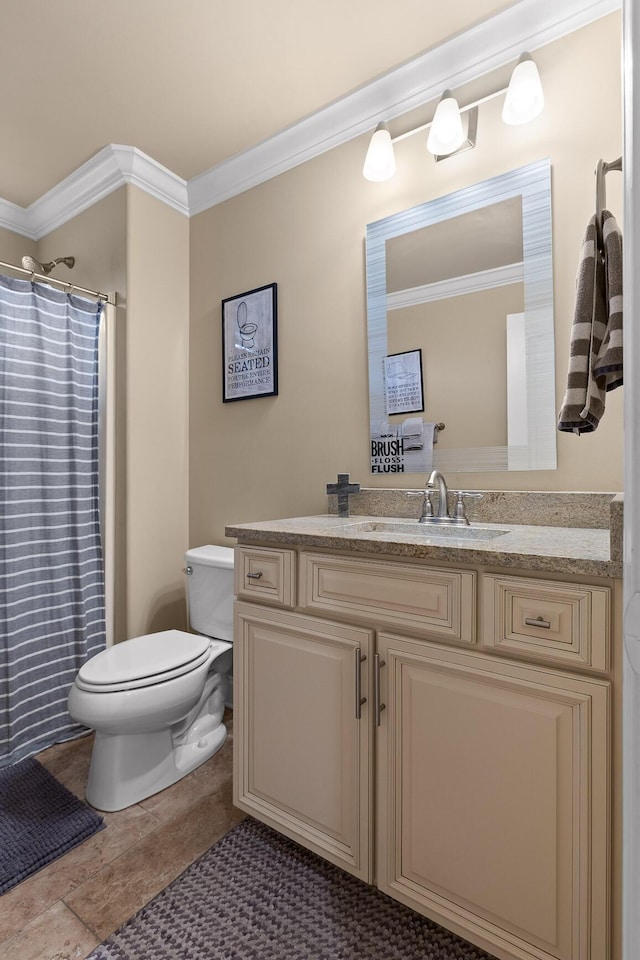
<box><xmin>232</xmin><ymin>544</ymin><xmax>616</xmax><ymax>960</ymax></box>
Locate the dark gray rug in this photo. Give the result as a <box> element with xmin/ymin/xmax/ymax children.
<box><xmin>88</xmin><ymin>817</ymin><xmax>496</xmax><ymax>959</ymax></box>
<box><xmin>0</xmin><ymin>756</ymin><xmax>103</xmax><ymax>894</ymax></box>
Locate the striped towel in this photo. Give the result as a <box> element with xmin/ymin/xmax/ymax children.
<box><xmin>593</xmin><ymin>210</ymin><xmax>623</xmax><ymax>387</ymax></box>
<box><xmin>557</xmin><ymin>211</ymin><xmax>623</xmax><ymax>434</ymax></box>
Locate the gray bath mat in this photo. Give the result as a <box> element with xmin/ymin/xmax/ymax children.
<box><xmin>0</xmin><ymin>756</ymin><xmax>103</xmax><ymax>894</ymax></box>
<box><xmin>88</xmin><ymin>817</ymin><xmax>496</xmax><ymax>959</ymax></box>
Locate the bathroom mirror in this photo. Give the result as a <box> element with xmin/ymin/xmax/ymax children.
<box><xmin>366</xmin><ymin>159</ymin><xmax>556</xmax><ymax>474</ymax></box>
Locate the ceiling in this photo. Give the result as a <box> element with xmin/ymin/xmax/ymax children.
<box><xmin>3</xmin><ymin>0</ymin><xmax>516</xmax><ymax>208</ymax></box>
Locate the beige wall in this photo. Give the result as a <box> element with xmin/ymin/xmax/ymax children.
<box><xmin>36</xmin><ymin>187</ymin><xmax>190</xmax><ymax>642</ymax></box>
<box><xmin>125</xmin><ymin>187</ymin><xmax>190</xmax><ymax>638</ymax></box>
<box><xmin>38</xmin><ymin>190</ymin><xmax>127</xmax><ymax>298</ymax></box>
<box><xmin>0</xmin><ymin>226</ymin><xmax>37</xmax><ymax>264</ymax></box>
<box><xmin>189</xmin><ymin>14</ymin><xmax>623</xmax><ymax>549</ymax></box>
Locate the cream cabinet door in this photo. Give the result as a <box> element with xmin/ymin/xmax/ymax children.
<box><xmin>376</xmin><ymin>633</ymin><xmax>610</xmax><ymax>960</ymax></box>
<box><xmin>233</xmin><ymin>601</ymin><xmax>374</xmax><ymax>882</ymax></box>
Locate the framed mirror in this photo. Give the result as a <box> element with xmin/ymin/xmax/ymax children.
<box><xmin>366</xmin><ymin>159</ymin><xmax>556</xmax><ymax>474</ymax></box>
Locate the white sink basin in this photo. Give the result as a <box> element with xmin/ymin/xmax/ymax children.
<box><xmin>335</xmin><ymin>520</ymin><xmax>509</xmax><ymax>541</ymax></box>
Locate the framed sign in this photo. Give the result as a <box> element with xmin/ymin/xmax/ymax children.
<box><xmin>383</xmin><ymin>348</ymin><xmax>424</xmax><ymax>415</ymax></box>
<box><xmin>222</xmin><ymin>282</ymin><xmax>278</xmax><ymax>402</ymax></box>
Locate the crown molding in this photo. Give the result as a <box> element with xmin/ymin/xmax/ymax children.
<box><xmin>2</xmin><ymin>145</ymin><xmax>188</xmax><ymax>240</ymax></box>
<box><xmin>29</xmin><ymin>146</ymin><xmax>127</xmax><ymax>240</ymax></box>
<box><xmin>0</xmin><ymin>0</ymin><xmax>620</xmax><ymax>236</ymax></box>
<box><xmin>0</xmin><ymin>198</ymin><xmax>34</xmax><ymax>240</ymax></box>
<box><xmin>109</xmin><ymin>146</ymin><xmax>189</xmax><ymax>217</ymax></box>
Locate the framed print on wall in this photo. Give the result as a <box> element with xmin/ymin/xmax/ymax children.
<box><xmin>222</xmin><ymin>282</ymin><xmax>278</xmax><ymax>402</ymax></box>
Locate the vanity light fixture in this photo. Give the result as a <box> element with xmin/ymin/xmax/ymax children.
<box><xmin>362</xmin><ymin>52</ymin><xmax>544</xmax><ymax>182</ymax></box>
<box><xmin>362</xmin><ymin>122</ymin><xmax>397</xmax><ymax>181</ymax></box>
<box><xmin>426</xmin><ymin>91</ymin><xmax>465</xmax><ymax>156</ymax></box>
<box><xmin>501</xmin><ymin>54</ymin><xmax>544</xmax><ymax>125</ymax></box>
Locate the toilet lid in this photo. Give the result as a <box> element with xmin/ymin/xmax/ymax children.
<box><xmin>78</xmin><ymin>630</ymin><xmax>211</xmax><ymax>688</ymax></box>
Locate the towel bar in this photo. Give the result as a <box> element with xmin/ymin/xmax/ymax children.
<box><xmin>595</xmin><ymin>156</ymin><xmax>622</xmax><ymax>246</ymax></box>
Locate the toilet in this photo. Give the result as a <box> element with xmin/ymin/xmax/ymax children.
<box><xmin>68</xmin><ymin>545</ymin><xmax>235</xmax><ymax>812</ymax></box>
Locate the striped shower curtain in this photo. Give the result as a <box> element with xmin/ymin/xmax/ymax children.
<box><xmin>0</xmin><ymin>275</ymin><xmax>106</xmax><ymax>766</ymax></box>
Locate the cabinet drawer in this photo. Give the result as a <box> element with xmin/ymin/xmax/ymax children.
<box><xmin>234</xmin><ymin>546</ymin><xmax>296</xmax><ymax>607</ymax></box>
<box><xmin>481</xmin><ymin>574</ymin><xmax>610</xmax><ymax>671</ymax></box>
<box><xmin>299</xmin><ymin>552</ymin><xmax>475</xmax><ymax>644</ymax></box>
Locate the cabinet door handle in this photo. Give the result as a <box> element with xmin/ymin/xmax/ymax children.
<box><xmin>374</xmin><ymin>654</ymin><xmax>386</xmax><ymax>726</ymax></box>
<box><xmin>246</xmin><ymin>571</ymin><xmax>263</xmax><ymax>580</ymax></box>
<box><xmin>524</xmin><ymin>615</ymin><xmax>551</xmax><ymax>629</ymax></box>
<box><xmin>355</xmin><ymin>648</ymin><xmax>367</xmax><ymax>719</ymax></box>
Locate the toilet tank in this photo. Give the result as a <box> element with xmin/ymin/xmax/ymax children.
<box><xmin>184</xmin><ymin>545</ymin><xmax>235</xmax><ymax>643</ymax></box>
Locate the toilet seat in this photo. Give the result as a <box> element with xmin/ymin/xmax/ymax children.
<box><xmin>76</xmin><ymin>629</ymin><xmax>213</xmax><ymax>694</ymax></box>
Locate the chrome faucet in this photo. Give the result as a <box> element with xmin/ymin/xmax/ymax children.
<box><xmin>413</xmin><ymin>471</ymin><xmax>484</xmax><ymax>525</ymax></box>
<box><xmin>425</xmin><ymin>470</ymin><xmax>451</xmax><ymax>522</ymax></box>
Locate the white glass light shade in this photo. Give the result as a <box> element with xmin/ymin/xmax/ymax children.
<box><xmin>363</xmin><ymin>123</ymin><xmax>396</xmax><ymax>181</ymax></box>
<box><xmin>426</xmin><ymin>92</ymin><xmax>465</xmax><ymax>156</ymax></box>
<box><xmin>502</xmin><ymin>56</ymin><xmax>544</xmax><ymax>125</ymax></box>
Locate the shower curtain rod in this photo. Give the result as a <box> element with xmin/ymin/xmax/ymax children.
<box><xmin>0</xmin><ymin>259</ymin><xmax>116</xmax><ymax>306</ymax></box>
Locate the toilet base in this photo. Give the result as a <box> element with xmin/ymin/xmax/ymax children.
<box><xmin>85</xmin><ymin>721</ymin><xmax>228</xmax><ymax>812</ymax></box>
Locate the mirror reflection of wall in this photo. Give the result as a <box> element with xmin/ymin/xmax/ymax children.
<box><xmin>385</xmin><ymin>197</ymin><xmax>525</xmax><ymax>452</ymax></box>
<box><xmin>387</xmin><ymin>286</ymin><xmax>524</xmax><ymax>450</ymax></box>
<box><xmin>385</xmin><ymin>198</ymin><xmax>524</xmax><ymax>291</ymax></box>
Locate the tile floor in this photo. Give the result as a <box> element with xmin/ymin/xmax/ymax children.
<box><xmin>0</xmin><ymin>711</ymin><xmax>243</xmax><ymax>960</ymax></box>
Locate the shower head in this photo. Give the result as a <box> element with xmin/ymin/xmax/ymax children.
<box><xmin>21</xmin><ymin>255</ymin><xmax>43</xmax><ymax>273</ymax></box>
<box><xmin>21</xmin><ymin>255</ymin><xmax>75</xmax><ymax>275</ymax></box>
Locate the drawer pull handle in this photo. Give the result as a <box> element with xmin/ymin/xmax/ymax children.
<box><xmin>374</xmin><ymin>654</ymin><xmax>386</xmax><ymax>727</ymax></box>
<box><xmin>355</xmin><ymin>649</ymin><xmax>367</xmax><ymax>719</ymax></box>
<box><xmin>525</xmin><ymin>616</ymin><xmax>551</xmax><ymax>629</ymax></box>
<box><xmin>246</xmin><ymin>571</ymin><xmax>263</xmax><ymax>580</ymax></box>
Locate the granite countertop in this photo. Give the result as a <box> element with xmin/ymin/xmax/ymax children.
<box><xmin>225</xmin><ymin>514</ymin><xmax>620</xmax><ymax>579</ymax></box>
